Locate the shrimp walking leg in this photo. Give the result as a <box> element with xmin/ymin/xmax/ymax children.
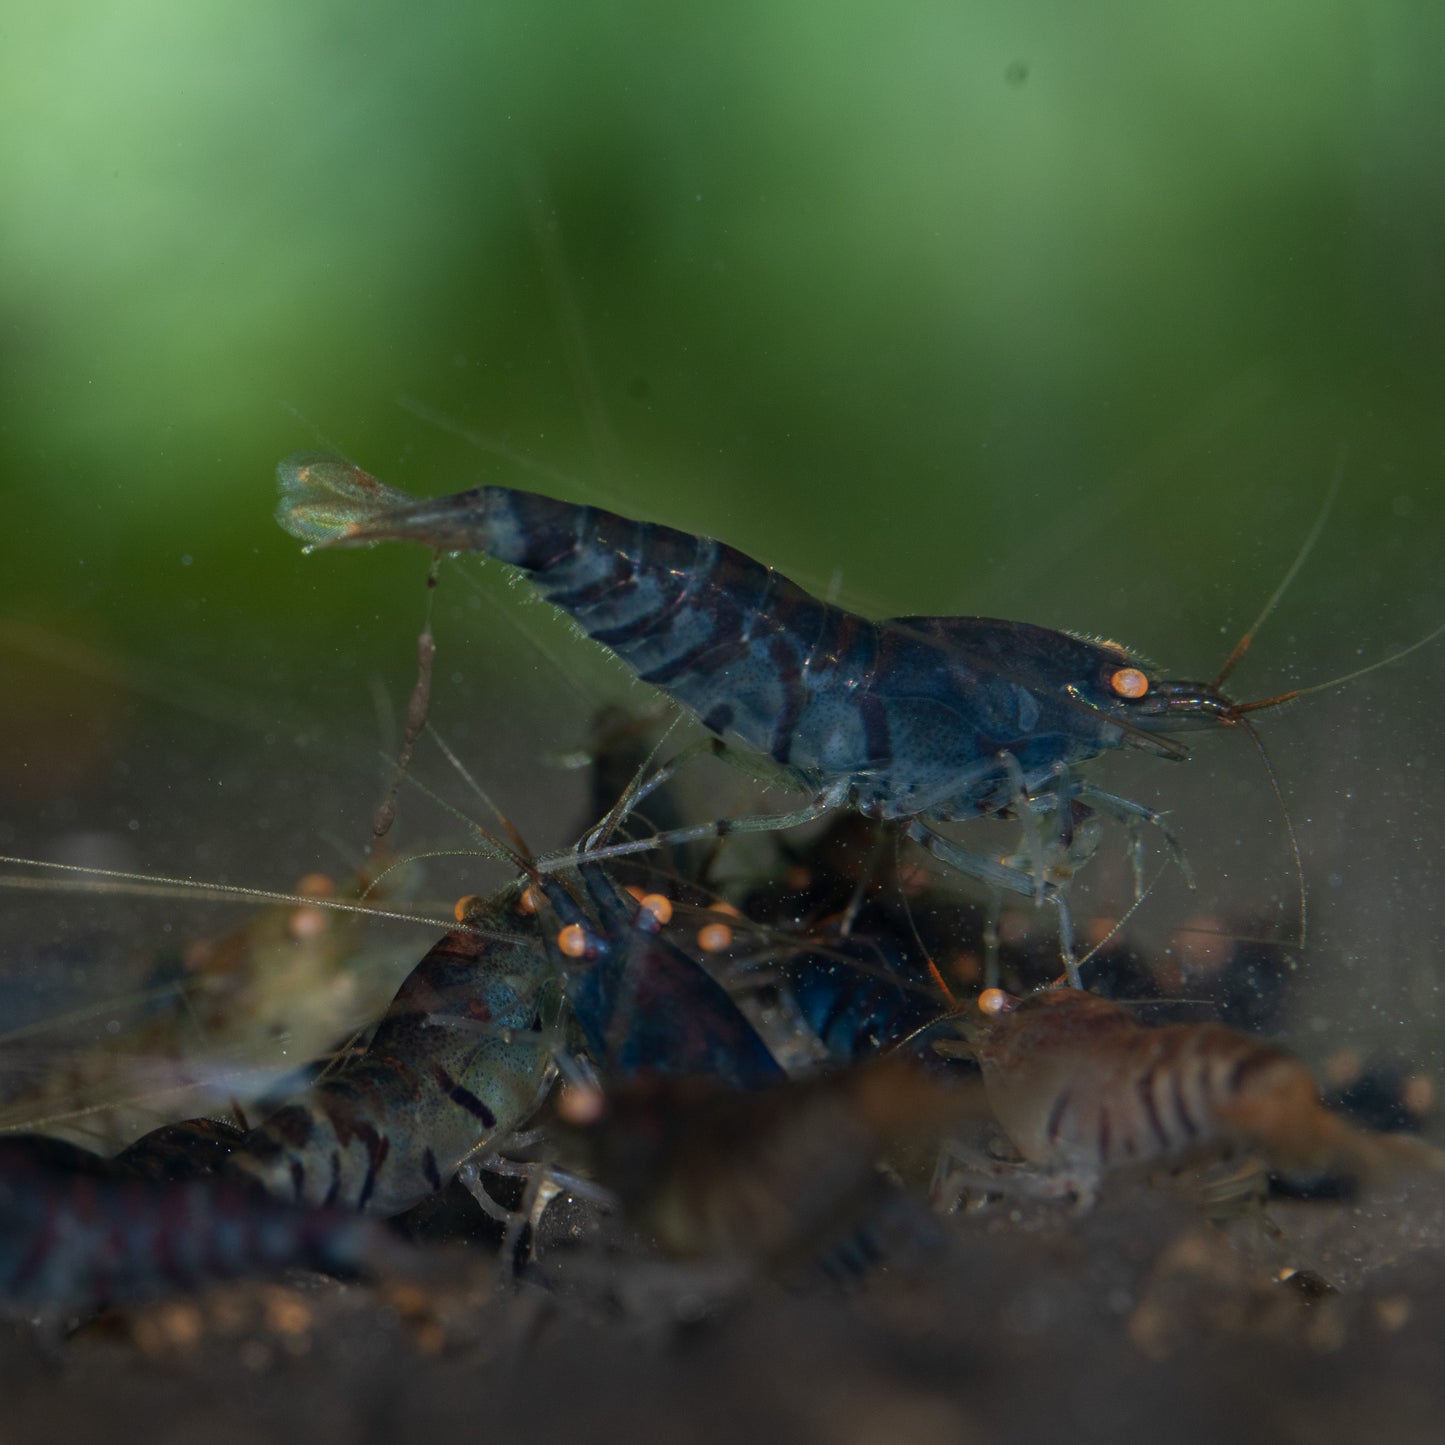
<box><xmin>903</xmin><ymin>820</ymin><xmax>1081</xmax><ymax>986</ymax></box>
<box><xmin>546</xmin><ymin>783</ymin><xmax>852</xmax><ymax>875</ymax></box>
<box><xmin>1074</xmin><ymin>783</ymin><xmax>1195</xmax><ymax>891</ymax></box>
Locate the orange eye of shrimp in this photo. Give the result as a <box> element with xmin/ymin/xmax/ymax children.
<box><xmin>1109</xmin><ymin>667</ymin><xmax>1150</xmax><ymax>700</ymax></box>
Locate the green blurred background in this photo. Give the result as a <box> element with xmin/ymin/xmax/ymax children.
<box><xmin>1</xmin><ymin>3</ymin><xmax>1442</xmax><ymax>1055</ymax></box>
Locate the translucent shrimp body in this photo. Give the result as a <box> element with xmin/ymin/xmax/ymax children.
<box><xmin>277</xmin><ymin>455</ymin><xmax>1241</xmax><ymax>828</ymax></box>
<box><xmin>960</xmin><ymin>988</ymin><xmax>1445</xmax><ymax>1201</ymax></box>
<box><xmin>230</xmin><ymin>892</ymin><xmax>559</xmax><ymax>1215</ymax></box>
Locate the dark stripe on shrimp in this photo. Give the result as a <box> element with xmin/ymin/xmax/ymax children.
<box><xmin>544</xmin><ymin>562</ymin><xmax>632</xmax><ymax>612</ymax></box>
<box><xmin>857</xmin><ymin>691</ymin><xmax>893</xmax><ymax>769</ymax></box>
<box><xmin>355</xmin><ymin>1127</ymin><xmax>390</xmax><ymax>1212</ymax></box>
<box><xmin>636</xmin><ymin>629</ymin><xmax>730</xmax><ymax>686</ymax></box>
<box><xmin>585</xmin><ymin>536</ymin><xmax>720</xmax><ymax>647</ymax></box>
<box><xmin>1227</xmin><ymin>1047</ymin><xmax>1285</xmax><ymax>1094</ymax></box>
<box><xmin>587</xmin><ymin>592</ymin><xmax>681</xmax><ymax>649</ymax></box>
<box><xmin>497</xmin><ymin>493</ymin><xmax>586</xmax><ymax>573</ymax></box>
<box><xmin>323</xmin><ymin>1151</ymin><xmax>342</xmax><ymax>1207</ymax></box>
<box><xmin>768</xmin><ymin>636</ymin><xmax>806</xmax><ymax>764</ymax></box>
<box><xmin>1170</xmin><ymin>1067</ymin><xmax>1199</xmax><ymax>1139</ymax></box>
<box><xmin>1137</xmin><ymin>1064</ymin><xmax>1170</xmax><ymax>1151</ymax></box>
<box><xmin>1046</xmin><ymin>1089</ymin><xmax>1072</xmax><ymax>1145</ymax></box>
<box><xmin>702</xmin><ymin>703</ymin><xmax>735</xmax><ymax>734</ymax></box>
<box><xmin>639</xmin><ymin>633</ymin><xmax>751</xmax><ymax>688</ymax></box>
<box><xmin>430</xmin><ymin>1063</ymin><xmax>498</xmax><ymax>1129</ymax></box>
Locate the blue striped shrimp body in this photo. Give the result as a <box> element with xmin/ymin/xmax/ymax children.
<box><xmin>230</xmin><ymin>890</ymin><xmax>560</xmax><ymax>1215</ymax></box>
<box><xmin>114</xmin><ymin>1116</ymin><xmax>249</xmax><ymax>1183</ymax></box>
<box><xmin>536</xmin><ymin>861</ymin><xmax>784</xmax><ymax>1091</ymax></box>
<box><xmin>0</xmin><ymin>1136</ymin><xmax>389</xmax><ymax>1316</ymax></box>
<box><xmin>276</xmin><ymin>454</ymin><xmax>1270</xmax><ymax>991</ymax></box>
<box><xmin>781</xmin><ymin>938</ymin><xmax>953</xmax><ymax>1064</ymax></box>
<box><xmin>738</xmin><ymin>814</ymin><xmax>984</xmax><ymax>1061</ymax></box>
<box><xmin>277</xmin><ymin>455</ymin><xmax>1245</xmax><ymax>832</ymax></box>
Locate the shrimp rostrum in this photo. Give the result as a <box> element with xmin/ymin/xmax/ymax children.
<box><xmin>276</xmin><ymin>454</ymin><xmax>1319</xmax><ymax>982</ymax></box>
<box><xmin>939</xmin><ymin>987</ymin><xmax>1445</xmax><ymax>1211</ymax></box>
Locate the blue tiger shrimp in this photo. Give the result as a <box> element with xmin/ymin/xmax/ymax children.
<box><xmin>0</xmin><ymin>1134</ymin><xmax>399</xmax><ymax>1319</ymax></box>
<box><xmin>0</xmin><ymin>658</ymin><xmax>808</xmax><ymax>1314</ymax></box>
<box><xmin>224</xmin><ymin>837</ymin><xmax>786</xmax><ymax>1224</ymax></box>
<box><xmin>226</xmin><ymin>887</ymin><xmax>561</xmax><ymax>1215</ymax></box>
<box><xmin>0</xmin><ymin>886</ymin><xmax>561</xmax><ymax>1316</ymax></box>
<box><xmin>277</xmin><ymin>453</ymin><xmax>1416</xmax><ymax>986</ymax></box>
<box><xmin>0</xmin><ymin>846</ymin><xmax>778</xmax><ymax>1312</ymax></box>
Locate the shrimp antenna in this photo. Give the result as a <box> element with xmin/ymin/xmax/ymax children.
<box><xmin>1213</xmin><ymin>453</ymin><xmax>1345</xmax><ymax>691</ymax></box>
<box><xmin>890</xmin><ymin>829</ymin><xmax>959</xmax><ymax>1009</ymax></box>
<box><xmin>371</xmin><ymin>556</ymin><xmax>440</xmax><ymax>849</ymax></box>
<box><xmin>280</xmin><ymin>404</ymin><xmax>348</xmax><ymax>458</ymax></box>
<box><xmin>1237</xmin><ymin>716</ymin><xmax>1308</xmax><ymax>953</ymax></box>
<box><xmin>515</xmin><ymin>153</ymin><xmax>619</xmax><ymax>483</ymax></box>
<box><xmin>581</xmin><ymin>712</ymin><xmax>687</xmax><ymax>852</ymax></box>
<box><xmin>1231</xmin><ymin>615</ymin><xmax>1445</xmax><ymax>716</ymax></box>
<box><xmin>0</xmin><ymin>856</ymin><xmax>466</xmax><ymax>933</ymax></box>
<box><xmin>1045</xmin><ymin>866</ymin><xmax>1167</xmax><ymax>990</ymax></box>
<box><xmin>353</xmin><ymin>746</ymin><xmax>534</xmax><ymax>906</ymax></box>
<box><xmin>423</xmin><ymin>725</ymin><xmax>535</xmax><ymax>862</ymax></box>
<box><xmin>394</xmin><ymin>395</ymin><xmax>586</xmax><ymax>495</ymax></box>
